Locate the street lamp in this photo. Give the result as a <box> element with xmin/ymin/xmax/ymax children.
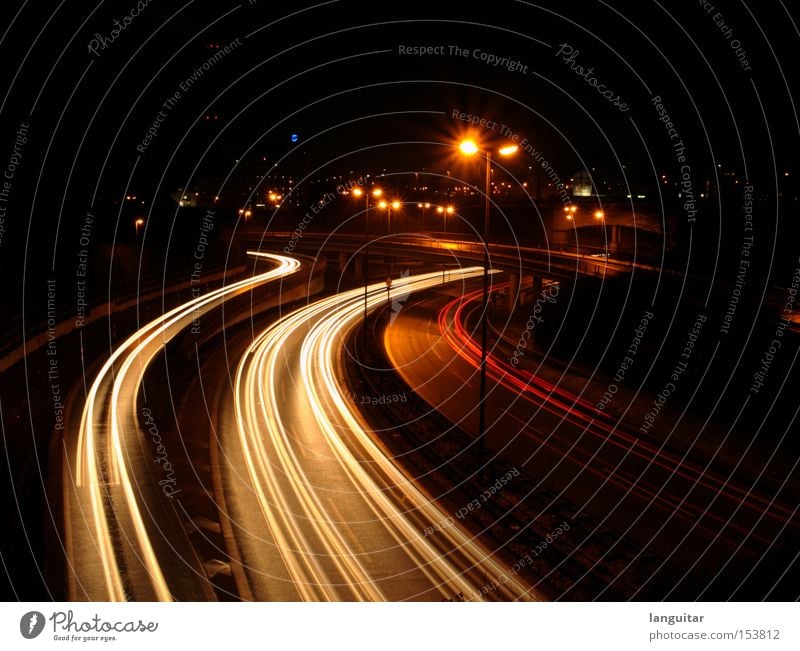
<box><xmin>436</xmin><ymin>204</ymin><xmax>455</xmax><ymax>233</ymax></box>
<box><xmin>458</xmin><ymin>137</ymin><xmax>518</xmax><ymax>477</ymax></box>
<box><xmin>378</xmin><ymin>199</ymin><xmax>401</xmax><ymax>277</ymax></box>
<box><xmin>353</xmin><ymin>187</ymin><xmax>382</xmax><ymax>322</ymax></box>
<box><xmin>134</xmin><ymin>218</ymin><xmax>144</xmax><ymax>244</ymax></box>
<box><xmin>381</xmin><ymin>200</ymin><xmax>400</xmax><ymax>235</ymax></box>
<box><xmin>436</xmin><ymin>205</ymin><xmax>456</xmax><ymax>283</ymax></box>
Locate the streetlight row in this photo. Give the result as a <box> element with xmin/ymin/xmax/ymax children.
<box><xmin>564</xmin><ymin>205</ymin><xmax>605</xmax><ymax>220</ymax></box>
<box><xmin>353</xmin><ymin>188</ymin><xmax>455</xmax><ymax>224</ymax></box>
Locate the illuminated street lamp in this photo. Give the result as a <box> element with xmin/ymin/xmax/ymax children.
<box><xmin>134</xmin><ymin>217</ymin><xmax>144</xmax><ymax>244</ymax></box>
<box><xmin>378</xmin><ymin>199</ymin><xmax>400</xmax><ymax>236</ymax></box>
<box><xmin>564</xmin><ymin>205</ymin><xmax>578</xmax><ymax>220</ymax></box>
<box><xmin>459</xmin><ymin>140</ymin><xmax>479</xmax><ymax>155</ymax></box>
<box><xmin>390</xmin><ymin>200</ymin><xmax>400</xmax><ymax>235</ymax></box>
<box><xmin>417</xmin><ymin>202</ymin><xmax>431</xmax><ymax>231</ymax></box>
<box><xmin>458</xmin><ymin>137</ymin><xmax>518</xmax><ymax>476</ymax></box>
<box><xmin>437</xmin><ymin>204</ymin><xmax>455</xmax><ymax>233</ymax></box>
<box><xmin>594</xmin><ymin>210</ymin><xmax>608</xmax><ymax>257</ymax></box>
<box><xmin>378</xmin><ymin>199</ymin><xmax>401</xmax><ymax>277</ymax></box>
<box><xmin>353</xmin><ymin>187</ymin><xmax>383</xmax><ymax>322</ymax></box>
<box><xmin>436</xmin><ymin>205</ymin><xmax>456</xmax><ymax>282</ymax></box>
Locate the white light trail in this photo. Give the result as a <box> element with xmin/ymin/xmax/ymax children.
<box><xmin>234</xmin><ymin>268</ymin><xmax>536</xmax><ymax>601</ymax></box>
<box><xmin>69</xmin><ymin>252</ymin><xmax>300</xmax><ymax>601</ymax></box>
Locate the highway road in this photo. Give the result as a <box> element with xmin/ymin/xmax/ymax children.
<box><xmin>63</xmin><ymin>252</ymin><xmax>300</xmax><ymax>601</ymax></box>
<box><xmin>384</xmin><ymin>285</ymin><xmax>800</xmax><ymax>594</ymax></box>
<box><xmin>218</xmin><ymin>269</ymin><xmax>537</xmax><ymax>601</ymax></box>
<box><xmin>63</xmin><ymin>255</ymin><xmax>536</xmax><ymax>601</ymax></box>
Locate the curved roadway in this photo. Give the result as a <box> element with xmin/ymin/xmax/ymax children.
<box><xmin>220</xmin><ymin>269</ymin><xmax>536</xmax><ymax>601</ymax></box>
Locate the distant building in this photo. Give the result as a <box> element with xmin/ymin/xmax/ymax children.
<box><xmin>572</xmin><ymin>170</ymin><xmax>593</xmax><ymax>197</ymax></box>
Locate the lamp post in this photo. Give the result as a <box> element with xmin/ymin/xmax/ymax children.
<box><xmin>134</xmin><ymin>218</ymin><xmax>144</xmax><ymax>245</ymax></box>
<box><xmin>459</xmin><ymin>138</ymin><xmax>518</xmax><ymax>476</ymax></box>
<box><xmin>353</xmin><ymin>187</ymin><xmax>382</xmax><ymax>322</ymax></box>
<box><xmin>594</xmin><ymin>209</ymin><xmax>608</xmax><ymax>257</ymax></box>
<box><xmin>382</xmin><ymin>200</ymin><xmax>400</xmax><ymax>236</ymax></box>
<box><xmin>436</xmin><ymin>205</ymin><xmax>455</xmax><ymax>283</ymax></box>
<box><xmin>378</xmin><ymin>199</ymin><xmax>400</xmax><ymax>277</ymax></box>
<box><xmin>436</xmin><ymin>204</ymin><xmax>455</xmax><ymax>233</ymax></box>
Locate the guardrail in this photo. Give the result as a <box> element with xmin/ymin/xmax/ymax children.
<box><xmin>0</xmin><ymin>263</ymin><xmax>247</xmax><ymax>373</ymax></box>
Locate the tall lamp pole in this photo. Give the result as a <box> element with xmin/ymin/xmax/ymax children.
<box><xmin>459</xmin><ymin>139</ymin><xmax>518</xmax><ymax>475</ymax></box>
<box><xmin>379</xmin><ymin>200</ymin><xmax>400</xmax><ymax>276</ymax></box>
<box><xmin>437</xmin><ymin>205</ymin><xmax>454</xmax><ymax>283</ymax></box>
<box><xmin>385</xmin><ymin>200</ymin><xmax>400</xmax><ymax>236</ymax></box>
<box><xmin>436</xmin><ymin>204</ymin><xmax>454</xmax><ymax>233</ymax></box>
<box><xmin>479</xmin><ymin>151</ymin><xmax>492</xmax><ymax>476</ymax></box>
<box><xmin>353</xmin><ymin>187</ymin><xmax>382</xmax><ymax>323</ymax></box>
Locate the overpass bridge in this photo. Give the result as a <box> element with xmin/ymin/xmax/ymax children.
<box><xmin>249</xmin><ymin>231</ymin><xmax>666</xmax><ymax>310</ymax></box>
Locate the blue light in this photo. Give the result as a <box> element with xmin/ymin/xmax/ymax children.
<box><xmin>290</xmin><ymin>133</ymin><xmax>299</xmax><ymax>143</ymax></box>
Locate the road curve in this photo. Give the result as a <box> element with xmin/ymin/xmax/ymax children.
<box><xmin>384</xmin><ymin>286</ymin><xmax>799</xmax><ymax>582</ymax></box>
<box><xmin>439</xmin><ymin>288</ymin><xmax>798</xmax><ymax>545</ymax></box>
<box><xmin>63</xmin><ymin>252</ymin><xmax>300</xmax><ymax>601</ymax></box>
<box><xmin>226</xmin><ymin>269</ymin><xmax>537</xmax><ymax>601</ymax></box>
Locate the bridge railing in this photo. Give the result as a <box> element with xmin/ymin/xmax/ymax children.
<box><xmin>254</xmin><ymin>231</ymin><xmax>646</xmax><ymax>278</ymax></box>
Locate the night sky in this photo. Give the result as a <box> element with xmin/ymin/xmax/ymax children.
<box><xmin>1</xmin><ymin>2</ymin><xmax>797</xmax><ymax>271</ymax></box>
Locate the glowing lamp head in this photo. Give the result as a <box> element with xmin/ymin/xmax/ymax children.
<box><xmin>378</xmin><ymin>200</ymin><xmax>387</xmax><ymax>209</ymax></box>
<box><xmin>372</xmin><ymin>188</ymin><xmax>383</xmax><ymax>197</ymax></box>
<box><xmin>135</xmin><ymin>218</ymin><xmax>144</xmax><ymax>226</ymax></box>
<box><xmin>391</xmin><ymin>201</ymin><xmax>400</xmax><ymax>210</ymax></box>
<box><xmin>352</xmin><ymin>188</ymin><xmax>363</xmax><ymax>197</ymax></box>
<box><xmin>498</xmin><ymin>145</ymin><xmax>519</xmax><ymax>156</ymax></box>
<box><xmin>594</xmin><ymin>210</ymin><xmax>604</xmax><ymax>219</ymax></box>
<box><xmin>446</xmin><ymin>206</ymin><xmax>455</xmax><ymax>214</ymax></box>
<box><xmin>459</xmin><ymin>139</ymin><xmax>479</xmax><ymax>155</ymax></box>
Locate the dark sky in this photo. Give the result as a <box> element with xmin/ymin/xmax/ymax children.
<box><xmin>2</xmin><ymin>0</ymin><xmax>797</xmax><ymax>183</ymax></box>
<box><xmin>0</xmin><ymin>0</ymin><xmax>798</xmax><ymax>312</ymax></box>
